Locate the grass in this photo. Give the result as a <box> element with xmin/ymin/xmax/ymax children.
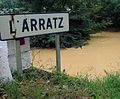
<box><xmin>0</xmin><ymin>68</ymin><xmax>120</xmax><ymax>99</ymax></box>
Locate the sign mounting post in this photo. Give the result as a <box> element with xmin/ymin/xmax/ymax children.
<box><xmin>15</xmin><ymin>39</ymin><xmax>22</xmax><ymax>74</ymax></box>
<box><xmin>55</xmin><ymin>33</ymin><xmax>61</xmax><ymax>72</ymax></box>
<box><xmin>10</xmin><ymin>15</ymin><xmax>23</xmax><ymax>74</ymax></box>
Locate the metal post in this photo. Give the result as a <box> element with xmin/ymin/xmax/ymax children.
<box><xmin>55</xmin><ymin>33</ymin><xmax>61</xmax><ymax>72</ymax></box>
<box><xmin>15</xmin><ymin>39</ymin><xmax>22</xmax><ymax>74</ymax></box>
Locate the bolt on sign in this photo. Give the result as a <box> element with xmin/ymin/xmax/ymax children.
<box><xmin>0</xmin><ymin>13</ymin><xmax>69</xmax><ymax>40</ymax></box>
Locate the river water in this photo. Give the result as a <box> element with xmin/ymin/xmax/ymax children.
<box><xmin>31</xmin><ymin>31</ymin><xmax>120</xmax><ymax>78</ymax></box>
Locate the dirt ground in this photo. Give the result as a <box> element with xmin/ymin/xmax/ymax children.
<box><xmin>31</xmin><ymin>31</ymin><xmax>120</xmax><ymax>78</ymax></box>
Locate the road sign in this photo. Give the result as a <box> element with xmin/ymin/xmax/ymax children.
<box><xmin>0</xmin><ymin>15</ymin><xmax>13</xmax><ymax>40</ymax></box>
<box><xmin>0</xmin><ymin>13</ymin><xmax>69</xmax><ymax>40</ymax></box>
<box><xmin>0</xmin><ymin>13</ymin><xmax>69</xmax><ymax>73</ymax></box>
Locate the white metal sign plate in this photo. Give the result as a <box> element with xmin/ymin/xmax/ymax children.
<box><xmin>0</xmin><ymin>13</ymin><xmax>69</xmax><ymax>40</ymax></box>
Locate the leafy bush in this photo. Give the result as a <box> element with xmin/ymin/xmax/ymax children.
<box><xmin>98</xmin><ymin>0</ymin><xmax>120</xmax><ymax>27</ymax></box>
<box><xmin>0</xmin><ymin>0</ymin><xmax>28</xmax><ymax>14</ymax></box>
<box><xmin>29</xmin><ymin>0</ymin><xmax>112</xmax><ymax>48</ymax></box>
<box><xmin>0</xmin><ymin>0</ymin><xmax>119</xmax><ymax>48</ymax></box>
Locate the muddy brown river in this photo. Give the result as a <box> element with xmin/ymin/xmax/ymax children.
<box><xmin>31</xmin><ymin>31</ymin><xmax>120</xmax><ymax>78</ymax></box>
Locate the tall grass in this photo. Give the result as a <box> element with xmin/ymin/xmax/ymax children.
<box><xmin>0</xmin><ymin>68</ymin><xmax>120</xmax><ymax>98</ymax></box>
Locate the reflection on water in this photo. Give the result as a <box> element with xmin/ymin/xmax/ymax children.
<box><xmin>31</xmin><ymin>31</ymin><xmax>120</xmax><ymax>78</ymax></box>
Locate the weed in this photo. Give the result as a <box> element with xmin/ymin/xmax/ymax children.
<box><xmin>0</xmin><ymin>67</ymin><xmax>120</xmax><ymax>98</ymax></box>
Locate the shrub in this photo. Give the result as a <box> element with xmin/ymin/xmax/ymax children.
<box><xmin>0</xmin><ymin>0</ymin><xmax>119</xmax><ymax>48</ymax></box>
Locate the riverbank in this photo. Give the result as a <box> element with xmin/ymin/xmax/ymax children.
<box><xmin>1</xmin><ymin>68</ymin><xmax>120</xmax><ymax>98</ymax></box>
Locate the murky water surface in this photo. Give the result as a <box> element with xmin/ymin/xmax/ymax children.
<box><xmin>31</xmin><ymin>31</ymin><xmax>120</xmax><ymax>78</ymax></box>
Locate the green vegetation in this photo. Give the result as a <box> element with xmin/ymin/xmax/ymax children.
<box><xmin>24</xmin><ymin>0</ymin><xmax>120</xmax><ymax>48</ymax></box>
<box><xmin>0</xmin><ymin>0</ymin><xmax>120</xmax><ymax>48</ymax></box>
<box><xmin>0</xmin><ymin>68</ymin><xmax>120</xmax><ymax>98</ymax></box>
